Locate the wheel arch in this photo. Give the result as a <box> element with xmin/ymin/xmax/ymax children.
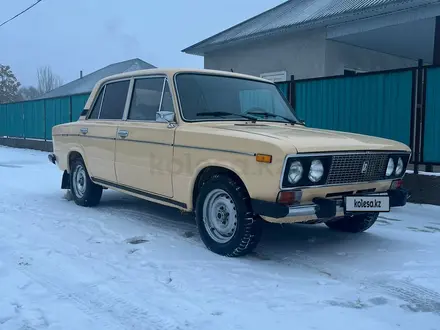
<box><xmin>191</xmin><ymin>164</ymin><xmax>250</xmax><ymax>210</ymax></box>
<box><xmin>67</xmin><ymin>148</ymin><xmax>87</xmax><ymax>173</ymax></box>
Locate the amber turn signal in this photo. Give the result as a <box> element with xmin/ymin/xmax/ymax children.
<box><xmin>256</xmin><ymin>154</ymin><xmax>272</xmax><ymax>163</ymax></box>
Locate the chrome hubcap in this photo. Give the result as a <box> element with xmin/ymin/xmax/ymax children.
<box><xmin>73</xmin><ymin>165</ymin><xmax>87</xmax><ymax>198</ymax></box>
<box><xmin>203</xmin><ymin>189</ymin><xmax>238</xmax><ymax>243</ymax></box>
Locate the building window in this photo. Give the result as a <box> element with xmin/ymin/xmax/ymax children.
<box><xmin>344</xmin><ymin>68</ymin><xmax>367</xmax><ymax>76</ymax></box>
<box><xmin>260</xmin><ymin>71</ymin><xmax>287</xmax><ymax>82</ymax></box>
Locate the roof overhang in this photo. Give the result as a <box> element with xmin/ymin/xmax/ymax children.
<box><xmin>326</xmin><ymin>1</ymin><xmax>440</xmax><ymax>62</ymax></box>
<box><xmin>183</xmin><ymin>0</ymin><xmax>440</xmax><ymax>57</ymax></box>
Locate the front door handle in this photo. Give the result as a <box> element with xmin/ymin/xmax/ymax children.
<box><xmin>80</xmin><ymin>128</ymin><xmax>88</xmax><ymax>135</ymax></box>
<box><xmin>118</xmin><ymin>130</ymin><xmax>129</xmax><ymax>138</ymax></box>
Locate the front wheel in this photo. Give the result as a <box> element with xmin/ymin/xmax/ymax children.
<box><xmin>70</xmin><ymin>158</ymin><xmax>103</xmax><ymax>207</ymax></box>
<box><xmin>195</xmin><ymin>174</ymin><xmax>262</xmax><ymax>257</ymax></box>
<box><xmin>325</xmin><ymin>213</ymin><xmax>379</xmax><ymax>233</ymax></box>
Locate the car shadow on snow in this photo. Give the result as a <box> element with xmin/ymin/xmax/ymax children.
<box><xmin>96</xmin><ymin>191</ymin><xmax>402</xmax><ymax>261</ymax></box>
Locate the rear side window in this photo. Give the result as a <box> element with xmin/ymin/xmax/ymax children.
<box><xmin>87</xmin><ymin>87</ymin><xmax>105</xmax><ymax>119</ymax></box>
<box><xmin>99</xmin><ymin>80</ymin><xmax>130</xmax><ymax>120</ymax></box>
<box><xmin>128</xmin><ymin>77</ymin><xmax>164</xmax><ymax>121</ymax></box>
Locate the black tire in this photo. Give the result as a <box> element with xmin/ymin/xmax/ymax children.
<box><xmin>325</xmin><ymin>213</ymin><xmax>379</xmax><ymax>233</ymax></box>
<box><xmin>195</xmin><ymin>174</ymin><xmax>262</xmax><ymax>257</ymax></box>
<box><xmin>70</xmin><ymin>158</ymin><xmax>103</xmax><ymax>207</ymax></box>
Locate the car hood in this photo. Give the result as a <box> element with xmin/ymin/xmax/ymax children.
<box><xmin>210</xmin><ymin>123</ymin><xmax>410</xmax><ymax>153</ymax></box>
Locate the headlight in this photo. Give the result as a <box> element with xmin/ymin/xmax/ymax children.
<box><xmin>308</xmin><ymin>159</ymin><xmax>324</xmax><ymax>182</ymax></box>
<box><xmin>386</xmin><ymin>158</ymin><xmax>395</xmax><ymax>177</ymax></box>
<box><xmin>395</xmin><ymin>157</ymin><xmax>404</xmax><ymax>176</ymax></box>
<box><xmin>288</xmin><ymin>161</ymin><xmax>303</xmax><ymax>184</ymax></box>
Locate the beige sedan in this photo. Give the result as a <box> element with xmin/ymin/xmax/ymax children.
<box><xmin>49</xmin><ymin>68</ymin><xmax>411</xmax><ymax>257</ymax></box>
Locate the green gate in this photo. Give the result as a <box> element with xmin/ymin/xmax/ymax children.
<box><xmin>423</xmin><ymin>67</ymin><xmax>440</xmax><ymax>163</ymax></box>
<box><xmin>294</xmin><ymin>70</ymin><xmax>414</xmax><ymax>147</ymax></box>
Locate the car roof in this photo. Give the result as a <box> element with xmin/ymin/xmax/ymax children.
<box><xmin>84</xmin><ymin>68</ymin><xmax>275</xmax><ymax>110</ymax></box>
<box><xmin>100</xmin><ymin>68</ymin><xmax>272</xmax><ymax>85</ymax></box>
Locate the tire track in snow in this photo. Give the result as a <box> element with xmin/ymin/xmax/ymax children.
<box><xmin>371</xmin><ymin>279</ymin><xmax>440</xmax><ymax>315</ymax></box>
<box><xmin>264</xmin><ymin>246</ymin><xmax>440</xmax><ymax>315</ymax></box>
<box><xmin>17</xmin><ymin>265</ymin><xmax>182</xmax><ymax>330</ymax></box>
<box><xmin>1</xmin><ymin>197</ymin><xmax>209</xmax><ymax>328</ymax></box>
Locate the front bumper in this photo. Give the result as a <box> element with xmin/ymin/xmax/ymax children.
<box><xmin>251</xmin><ymin>188</ymin><xmax>409</xmax><ymax>219</ymax></box>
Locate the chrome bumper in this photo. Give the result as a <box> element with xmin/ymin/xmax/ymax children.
<box><xmin>251</xmin><ymin>188</ymin><xmax>409</xmax><ymax>219</ymax></box>
<box><xmin>287</xmin><ymin>203</ymin><xmax>344</xmax><ymax>217</ymax></box>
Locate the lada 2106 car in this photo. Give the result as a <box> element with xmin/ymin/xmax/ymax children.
<box><xmin>49</xmin><ymin>68</ymin><xmax>411</xmax><ymax>257</ymax></box>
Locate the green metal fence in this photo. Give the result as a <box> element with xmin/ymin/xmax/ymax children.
<box><xmin>294</xmin><ymin>69</ymin><xmax>414</xmax><ymax>147</ymax></box>
<box><xmin>423</xmin><ymin>67</ymin><xmax>440</xmax><ymax>164</ymax></box>
<box><xmin>1</xmin><ymin>70</ymin><xmax>438</xmax><ymax>166</ymax></box>
<box><xmin>0</xmin><ymin>93</ymin><xmax>90</xmax><ymax>140</ymax></box>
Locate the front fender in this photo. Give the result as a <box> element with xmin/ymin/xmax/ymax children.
<box><xmin>186</xmin><ymin>159</ymin><xmax>250</xmax><ymax>210</ymax></box>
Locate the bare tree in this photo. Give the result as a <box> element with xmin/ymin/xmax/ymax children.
<box><xmin>19</xmin><ymin>86</ymin><xmax>40</xmax><ymax>100</ymax></box>
<box><xmin>37</xmin><ymin>66</ymin><xmax>63</xmax><ymax>95</ymax></box>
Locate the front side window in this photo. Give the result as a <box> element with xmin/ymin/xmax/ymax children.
<box><xmin>99</xmin><ymin>80</ymin><xmax>130</xmax><ymax>120</ymax></box>
<box><xmin>175</xmin><ymin>73</ymin><xmax>299</xmax><ymax>123</ymax></box>
<box><xmin>128</xmin><ymin>77</ymin><xmax>165</xmax><ymax>121</ymax></box>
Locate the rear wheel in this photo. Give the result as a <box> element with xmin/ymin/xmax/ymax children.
<box><xmin>195</xmin><ymin>174</ymin><xmax>262</xmax><ymax>257</ymax></box>
<box><xmin>325</xmin><ymin>213</ymin><xmax>379</xmax><ymax>233</ymax></box>
<box><xmin>70</xmin><ymin>158</ymin><xmax>103</xmax><ymax>207</ymax></box>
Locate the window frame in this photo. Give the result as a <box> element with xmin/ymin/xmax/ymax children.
<box><xmin>85</xmin><ymin>78</ymin><xmax>132</xmax><ymax>121</ymax></box>
<box><xmin>124</xmin><ymin>74</ymin><xmax>175</xmax><ymax>123</ymax></box>
<box><xmin>173</xmin><ymin>72</ymin><xmax>299</xmax><ymax>123</ymax></box>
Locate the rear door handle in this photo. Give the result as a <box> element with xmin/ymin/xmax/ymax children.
<box><xmin>80</xmin><ymin>128</ymin><xmax>88</xmax><ymax>135</ymax></box>
<box><xmin>118</xmin><ymin>130</ymin><xmax>129</xmax><ymax>138</ymax></box>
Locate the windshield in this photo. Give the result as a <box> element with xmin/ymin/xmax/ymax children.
<box><xmin>175</xmin><ymin>73</ymin><xmax>300</xmax><ymax>123</ymax></box>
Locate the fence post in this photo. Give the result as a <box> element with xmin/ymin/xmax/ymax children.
<box><xmin>69</xmin><ymin>96</ymin><xmax>73</xmax><ymax>122</ymax></box>
<box><xmin>289</xmin><ymin>74</ymin><xmax>295</xmax><ymax>108</ymax></box>
<box><xmin>43</xmin><ymin>99</ymin><xmax>47</xmax><ymax>142</ymax></box>
<box><xmin>21</xmin><ymin>103</ymin><xmax>25</xmax><ymax>139</ymax></box>
<box><xmin>413</xmin><ymin>59</ymin><xmax>424</xmax><ymax>174</ymax></box>
<box><xmin>421</xmin><ymin>67</ymin><xmax>432</xmax><ymax>173</ymax></box>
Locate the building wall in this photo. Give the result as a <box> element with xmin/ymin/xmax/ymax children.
<box><xmin>204</xmin><ymin>29</ymin><xmax>327</xmax><ymax>80</ymax></box>
<box><xmin>203</xmin><ymin>28</ymin><xmax>418</xmax><ymax>80</ymax></box>
<box><xmin>324</xmin><ymin>40</ymin><xmax>417</xmax><ymax>76</ymax></box>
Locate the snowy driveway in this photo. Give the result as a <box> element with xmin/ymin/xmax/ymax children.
<box><xmin>0</xmin><ymin>146</ymin><xmax>439</xmax><ymax>330</ymax></box>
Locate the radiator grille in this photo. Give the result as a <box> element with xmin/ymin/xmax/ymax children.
<box><xmin>326</xmin><ymin>153</ymin><xmax>389</xmax><ymax>185</ymax></box>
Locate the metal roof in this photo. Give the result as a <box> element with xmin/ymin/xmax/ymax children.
<box><xmin>183</xmin><ymin>0</ymin><xmax>435</xmax><ymax>55</ymax></box>
<box><xmin>38</xmin><ymin>58</ymin><xmax>155</xmax><ymax>99</ymax></box>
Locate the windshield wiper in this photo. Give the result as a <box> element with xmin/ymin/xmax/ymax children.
<box><xmin>196</xmin><ymin>111</ymin><xmax>257</xmax><ymax>122</ymax></box>
<box><xmin>245</xmin><ymin>111</ymin><xmax>297</xmax><ymax>125</ymax></box>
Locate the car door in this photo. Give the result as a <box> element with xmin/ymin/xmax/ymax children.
<box><xmin>115</xmin><ymin>76</ymin><xmax>176</xmax><ymax>197</ymax></box>
<box><xmin>79</xmin><ymin>79</ymin><xmax>130</xmax><ymax>183</ymax></box>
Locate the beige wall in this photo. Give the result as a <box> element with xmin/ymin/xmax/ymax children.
<box><xmin>202</xmin><ymin>28</ymin><xmax>418</xmax><ymax>80</ymax></box>
<box><xmin>204</xmin><ymin>29</ymin><xmax>327</xmax><ymax>80</ymax></box>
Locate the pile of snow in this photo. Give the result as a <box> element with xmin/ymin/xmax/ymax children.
<box><xmin>406</xmin><ymin>170</ymin><xmax>440</xmax><ymax>177</ymax></box>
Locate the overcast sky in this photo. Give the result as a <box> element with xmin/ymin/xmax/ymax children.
<box><xmin>1</xmin><ymin>0</ymin><xmax>285</xmax><ymax>87</ymax></box>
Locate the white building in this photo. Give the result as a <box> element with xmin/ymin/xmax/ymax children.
<box><xmin>183</xmin><ymin>0</ymin><xmax>440</xmax><ymax>81</ymax></box>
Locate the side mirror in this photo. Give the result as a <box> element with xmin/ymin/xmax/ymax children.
<box><xmin>156</xmin><ymin>111</ymin><xmax>175</xmax><ymax>123</ymax></box>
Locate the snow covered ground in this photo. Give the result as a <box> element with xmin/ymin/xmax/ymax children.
<box><xmin>1</xmin><ymin>146</ymin><xmax>440</xmax><ymax>330</ymax></box>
